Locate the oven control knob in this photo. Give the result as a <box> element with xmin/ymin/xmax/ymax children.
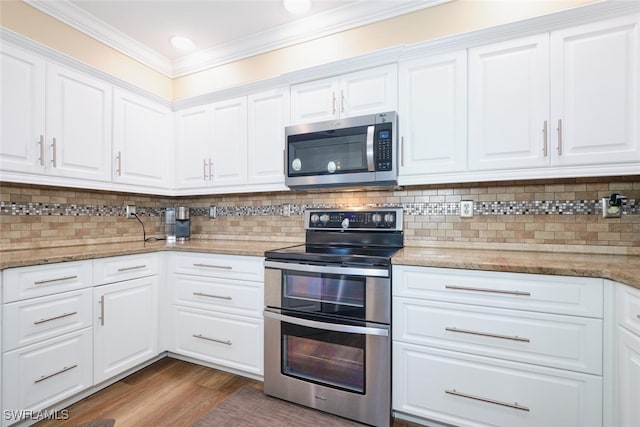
<box><xmin>310</xmin><ymin>214</ymin><xmax>319</xmax><ymax>224</ymax></box>
<box><xmin>371</xmin><ymin>213</ymin><xmax>382</xmax><ymax>224</ymax></box>
<box><xmin>341</xmin><ymin>218</ymin><xmax>349</xmax><ymax>229</ymax></box>
<box><xmin>320</xmin><ymin>214</ymin><xmax>330</xmax><ymax>224</ymax></box>
<box><xmin>384</xmin><ymin>213</ymin><xmax>395</xmax><ymax>224</ymax></box>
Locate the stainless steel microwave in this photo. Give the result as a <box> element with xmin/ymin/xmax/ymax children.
<box><xmin>285</xmin><ymin>111</ymin><xmax>398</xmax><ymax>190</ymax></box>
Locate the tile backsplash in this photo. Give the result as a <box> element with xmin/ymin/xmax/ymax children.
<box><xmin>1</xmin><ymin>176</ymin><xmax>639</xmax><ymax>254</ymax></box>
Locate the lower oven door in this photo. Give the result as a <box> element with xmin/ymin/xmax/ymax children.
<box><xmin>263</xmin><ymin>308</ymin><xmax>390</xmax><ymax>427</ymax></box>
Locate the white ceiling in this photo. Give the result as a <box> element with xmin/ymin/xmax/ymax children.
<box><xmin>25</xmin><ymin>0</ymin><xmax>447</xmax><ymax>78</ymax></box>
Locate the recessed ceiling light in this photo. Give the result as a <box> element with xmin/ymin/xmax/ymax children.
<box><xmin>283</xmin><ymin>0</ymin><xmax>311</xmax><ymax>14</ymax></box>
<box><xmin>170</xmin><ymin>35</ymin><xmax>196</xmax><ymax>51</ymax></box>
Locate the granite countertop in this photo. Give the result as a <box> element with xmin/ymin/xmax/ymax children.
<box><xmin>1</xmin><ymin>240</ymin><xmax>638</xmax><ymax>289</ymax></box>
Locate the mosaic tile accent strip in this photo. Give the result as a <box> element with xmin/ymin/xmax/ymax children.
<box><xmin>2</xmin><ymin>199</ymin><xmax>638</xmax><ymax>217</ymax></box>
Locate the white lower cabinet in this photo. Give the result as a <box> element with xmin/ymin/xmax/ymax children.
<box><xmin>93</xmin><ymin>275</ymin><xmax>159</xmax><ymax>384</ymax></box>
<box><xmin>616</xmin><ymin>283</ymin><xmax>640</xmax><ymax>427</ymax></box>
<box><xmin>3</xmin><ymin>328</ymin><xmax>93</xmax><ymax>424</ymax></box>
<box><xmin>392</xmin><ymin>266</ymin><xmax>604</xmax><ymax>427</ymax></box>
<box><xmin>168</xmin><ymin>252</ymin><xmax>264</xmax><ymax>377</ymax></box>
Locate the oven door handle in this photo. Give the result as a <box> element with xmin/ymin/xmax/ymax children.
<box><xmin>263</xmin><ymin>309</ymin><xmax>389</xmax><ymax>337</ymax></box>
<box><xmin>264</xmin><ymin>260</ymin><xmax>389</xmax><ymax>278</ymax></box>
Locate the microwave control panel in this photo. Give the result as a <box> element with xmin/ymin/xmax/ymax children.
<box><xmin>375</xmin><ymin>125</ymin><xmax>393</xmax><ymax>171</ymax></box>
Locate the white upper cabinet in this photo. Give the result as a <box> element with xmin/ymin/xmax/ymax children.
<box><xmin>290</xmin><ymin>64</ymin><xmax>398</xmax><ymax>124</ymax></box>
<box><xmin>468</xmin><ymin>34</ymin><xmax>550</xmax><ymax>171</ymax></box>
<box><xmin>46</xmin><ymin>64</ymin><xmax>112</xmax><ymax>182</ymax></box>
<box><xmin>113</xmin><ymin>88</ymin><xmax>172</xmax><ymax>188</ymax></box>
<box><xmin>210</xmin><ymin>96</ymin><xmax>248</xmax><ymax>188</ymax></box>
<box><xmin>469</xmin><ymin>14</ymin><xmax>639</xmax><ymax>172</ymax></box>
<box><xmin>247</xmin><ymin>87</ymin><xmax>290</xmax><ymax>188</ymax></box>
<box><xmin>0</xmin><ymin>44</ymin><xmax>46</xmax><ymax>175</ymax></box>
<box><xmin>550</xmin><ymin>15</ymin><xmax>639</xmax><ymax>166</ymax></box>
<box><xmin>174</xmin><ymin>104</ymin><xmax>213</xmax><ymax>189</ymax></box>
<box><xmin>398</xmin><ymin>51</ymin><xmax>467</xmax><ymax>182</ymax></box>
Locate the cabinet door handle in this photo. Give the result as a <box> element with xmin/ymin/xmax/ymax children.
<box><xmin>117</xmin><ymin>265</ymin><xmax>147</xmax><ymax>272</ymax></box>
<box><xmin>445</xmin><ymin>389</ymin><xmax>530</xmax><ymax>412</ymax></box>
<box><xmin>332</xmin><ymin>92</ymin><xmax>336</xmax><ymax>115</ymax></box>
<box><xmin>193</xmin><ymin>263</ymin><xmax>232</xmax><ymax>270</ymax></box>
<box><xmin>193</xmin><ymin>292</ymin><xmax>232</xmax><ymax>300</ymax></box>
<box><xmin>34</xmin><ymin>364</ymin><xmax>78</xmax><ymax>384</ymax></box>
<box><xmin>445</xmin><ymin>285</ymin><xmax>531</xmax><ymax>296</ymax></box>
<box><xmin>38</xmin><ymin>135</ymin><xmax>45</xmax><ymax>166</ymax></box>
<box><xmin>193</xmin><ymin>333</ymin><xmax>232</xmax><ymax>346</ymax></box>
<box><xmin>98</xmin><ymin>295</ymin><xmax>105</xmax><ymax>326</ymax></box>
<box><xmin>400</xmin><ymin>137</ymin><xmax>405</xmax><ymax>167</ymax></box>
<box><xmin>51</xmin><ymin>137</ymin><xmax>57</xmax><ymax>167</ymax></box>
<box><xmin>341</xmin><ymin>89</ymin><xmax>345</xmax><ymax>113</ymax></box>
<box><xmin>208</xmin><ymin>158</ymin><xmax>213</xmax><ymax>181</ymax></box>
<box><xmin>445</xmin><ymin>326</ymin><xmax>530</xmax><ymax>342</ymax></box>
<box><xmin>557</xmin><ymin>119</ymin><xmax>563</xmax><ymax>156</ymax></box>
<box><xmin>34</xmin><ymin>311</ymin><xmax>78</xmax><ymax>325</ymax></box>
<box><xmin>542</xmin><ymin>120</ymin><xmax>548</xmax><ymax>157</ymax></box>
<box><xmin>116</xmin><ymin>151</ymin><xmax>122</xmax><ymax>176</ymax></box>
<box><xmin>203</xmin><ymin>158</ymin><xmax>208</xmax><ymax>181</ymax></box>
<box><xmin>34</xmin><ymin>275</ymin><xmax>78</xmax><ymax>285</ymax></box>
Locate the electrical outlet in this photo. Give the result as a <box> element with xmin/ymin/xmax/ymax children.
<box><xmin>125</xmin><ymin>205</ymin><xmax>136</xmax><ymax>218</ymax></box>
<box><xmin>460</xmin><ymin>201</ymin><xmax>474</xmax><ymax>218</ymax></box>
<box><xmin>601</xmin><ymin>198</ymin><xmax>622</xmax><ymax>218</ymax></box>
<box><xmin>282</xmin><ymin>204</ymin><xmax>291</xmax><ymax>217</ymax></box>
<box><xmin>209</xmin><ymin>206</ymin><xmax>217</xmax><ymax>219</ymax></box>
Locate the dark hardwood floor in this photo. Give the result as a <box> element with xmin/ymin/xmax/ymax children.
<box><xmin>34</xmin><ymin>358</ymin><xmax>420</xmax><ymax>427</ymax></box>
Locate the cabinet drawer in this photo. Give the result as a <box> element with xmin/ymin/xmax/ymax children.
<box><xmin>171</xmin><ymin>306</ymin><xmax>263</xmax><ymax>375</ymax></box>
<box><xmin>3</xmin><ymin>261</ymin><xmax>92</xmax><ymax>303</ymax></box>
<box><xmin>393</xmin><ymin>342</ymin><xmax>602</xmax><ymax>427</ymax></box>
<box><xmin>170</xmin><ymin>252</ymin><xmax>263</xmax><ymax>282</ymax></box>
<box><xmin>2</xmin><ymin>328</ymin><xmax>93</xmax><ymax>415</ymax></box>
<box><xmin>3</xmin><ymin>289</ymin><xmax>93</xmax><ymax>351</ymax></box>
<box><xmin>172</xmin><ymin>274</ymin><xmax>263</xmax><ymax>318</ymax></box>
<box><xmin>93</xmin><ymin>253</ymin><xmax>159</xmax><ymax>285</ymax></box>
<box><xmin>393</xmin><ymin>297</ymin><xmax>602</xmax><ymax>374</ymax></box>
<box><xmin>393</xmin><ymin>266</ymin><xmax>603</xmax><ymax>318</ymax></box>
<box><xmin>617</xmin><ymin>283</ymin><xmax>640</xmax><ymax>336</ymax></box>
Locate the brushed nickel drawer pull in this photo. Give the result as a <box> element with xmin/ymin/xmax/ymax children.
<box><xmin>445</xmin><ymin>326</ymin><xmax>530</xmax><ymax>342</ymax></box>
<box><xmin>557</xmin><ymin>119</ymin><xmax>563</xmax><ymax>155</ymax></box>
<box><xmin>445</xmin><ymin>389</ymin><xmax>530</xmax><ymax>412</ymax></box>
<box><xmin>34</xmin><ymin>275</ymin><xmax>78</xmax><ymax>285</ymax></box>
<box><xmin>193</xmin><ymin>292</ymin><xmax>232</xmax><ymax>300</ymax></box>
<box><xmin>51</xmin><ymin>137</ymin><xmax>57</xmax><ymax>167</ymax></box>
<box><xmin>99</xmin><ymin>295</ymin><xmax>105</xmax><ymax>326</ymax></box>
<box><xmin>193</xmin><ymin>263</ymin><xmax>233</xmax><ymax>270</ymax></box>
<box><xmin>445</xmin><ymin>285</ymin><xmax>531</xmax><ymax>296</ymax></box>
<box><xmin>203</xmin><ymin>158</ymin><xmax>208</xmax><ymax>181</ymax></box>
<box><xmin>117</xmin><ymin>265</ymin><xmax>147</xmax><ymax>272</ymax></box>
<box><xmin>542</xmin><ymin>120</ymin><xmax>548</xmax><ymax>157</ymax></box>
<box><xmin>34</xmin><ymin>364</ymin><xmax>78</xmax><ymax>383</ymax></box>
<box><xmin>116</xmin><ymin>151</ymin><xmax>122</xmax><ymax>176</ymax></box>
<box><xmin>34</xmin><ymin>311</ymin><xmax>78</xmax><ymax>325</ymax></box>
<box><xmin>38</xmin><ymin>134</ymin><xmax>45</xmax><ymax>166</ymax></box>
<box><xmin>193</xmin><ymin>334</ymin><xmax>232</xmax><ymax>345</ymax></box>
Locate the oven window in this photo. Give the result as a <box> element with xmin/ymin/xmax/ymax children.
<box><xmin>283</xmin><ymin>270</ymin><xmax>365</xmax><ymax>319</ymax></box>
<box><xmin>282</xmin><ymin>321</ymin><xmax>365</xmax><ymax>393</ymax></box>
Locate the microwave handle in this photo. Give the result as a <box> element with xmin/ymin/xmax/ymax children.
<box><xmin>264</xmin><ymin>309</ymin><xmax>389</xmax><ymax>337</ymax></box>
<box><xmin>366</xmin><ymin>125</ymin><xmax>375</xmax><ymax>171</ymax></box>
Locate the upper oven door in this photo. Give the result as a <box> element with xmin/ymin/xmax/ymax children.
<box><xmin>284</xmin><ymin>112</ymin><xmax>397</xmax><ymax>189</ymax></box>
<box><xmin>264</xmin><ymin>261</ymin><xmax>390</xmax><ymax>324</ymax></box>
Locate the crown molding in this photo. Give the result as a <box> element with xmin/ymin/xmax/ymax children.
<box><xmin>24</xmin><ymin>0</ymin><xmax>450</xmax><ymax>78</ymax></box>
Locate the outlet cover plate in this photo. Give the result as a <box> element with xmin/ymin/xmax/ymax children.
<box><xmin>125</xmin><ymin>205</ymin><xmax>136</xmax><ymax>218</ymax></box>
<box><xmin>460</xmin><ymin>201</ymin><xmax>474</xmax><ymax>218</ymax></box>
<box><xmin>601</xmin><ymin>198</ymin><xmax>622</xmax><ymax>218</ymax></box>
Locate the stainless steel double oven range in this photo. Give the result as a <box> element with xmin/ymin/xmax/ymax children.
<box><xmin>264</xmin><ymin>207</ymin><xmax>403</xmax><ymax>427</ymax></box>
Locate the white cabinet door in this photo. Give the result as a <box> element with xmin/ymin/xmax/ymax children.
<box><xmin>0</xmin><ymin>44</ymin><xmax>46</xmax><ymax>175</ymax></box>
<box><xmin>113</xmin><ymin>88</ymin><xmax>171</xmax><ymax>188</ymax></box>
<box><xmin>469</xmin><ymin>34</ymin><xmax>550</xmax><ymax>171</ymax></box>
<box><xmin>290</xmin><ymin>64</ymin><xmax>398</xmax><ymax>124</ymax></box>
<box><xmin>340</xmin><ymin>64</ymin><xmax>398</xmax><ymax>118</ymax></box>
<box><xmin>290</xmin><ymin>77</ymin><xmax>339</xmax><ymax>124</ymax></box>
<box><xmin>46</xmin><ymin>64</ymin><xmax>112</xmax><ymax>182</ymax></box>
<box><xmin>617</xmin><ymin>326</ymin><xmax>640</xmax><ymax>427</ymax></box>
<box><xmin>93</xmin><ymin>276</ymin><xmax>158</xmax><ymax>383</ymax></box>
<box><xmin>399</xmin><ymin>51</ymin><xmax>467</xmax><ymax>180</ymax></box>
<box><xmin>174</xmin><ymin>105</ymin><xmax>212</xmax><ymax>189</ymax></box>
<box><xmin>210</xmin><ymin>96</ymin><xmax>247</xmax><ymax>187</ymax></box>
<box><xmin>550</xmin><ymin>15</ymin><xmax>640</xmax><ymax>166</ymax></box>
<box><xmin>247</xmin><ymin>88</ymin><xmax>289</xmax><ymax>187</ymax></box>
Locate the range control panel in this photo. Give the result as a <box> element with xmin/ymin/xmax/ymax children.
<box><xmin>305</xmin><ymin>208</ymin><xmax>403</xmax><ymax>231</ymax></box>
